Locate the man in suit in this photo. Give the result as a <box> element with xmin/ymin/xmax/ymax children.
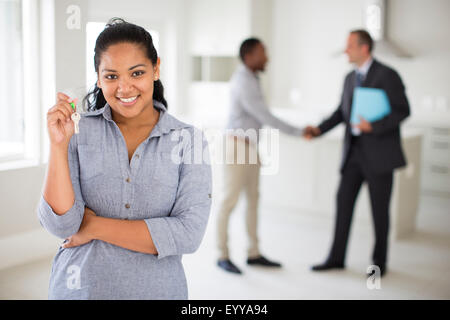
<box><xmin>303</xmin><ymin>29</ymin><xmax>410</xmax><ymax>277</ymax></box>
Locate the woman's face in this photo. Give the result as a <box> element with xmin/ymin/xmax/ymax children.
<box><xmin>97</xmin><ymin>42</ymin><xmax>160</xmax><ymax>120</ymax></box>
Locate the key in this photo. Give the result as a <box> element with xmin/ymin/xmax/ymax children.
<box><xmin>71</xmin><ymin>111</ymin><xmax>80</xmax><ymax>134</ymax></box>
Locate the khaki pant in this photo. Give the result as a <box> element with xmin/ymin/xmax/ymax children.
<box><xmin>217</xmin><ymin>136</ymin><xmax>261</xmax><ymax>260</ymax></box>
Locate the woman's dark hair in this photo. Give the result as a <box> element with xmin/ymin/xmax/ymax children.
<box><xmin>239</xmin><ymin>37</ymin><xmax>262</xmax><ymax>62</ymax></box>
<box><xmin>84</xmin><ymin>17</ymin><xmax>167</xmax><ymax>111</ymax></box>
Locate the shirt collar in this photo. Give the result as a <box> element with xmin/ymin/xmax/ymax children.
<box><xmin>84</xmin><ymin>100</ymin><xmax>188</xmax><ymax>138</ymax></box>
<box><xmin>238</xmin><ymin>63</ymin><xmax>259</xmax><ymax>79</ymax></box>
<box><xmin>356</xmin><ymin>56</ymin><xmax>373</xmax><ymax>77</ymax></box>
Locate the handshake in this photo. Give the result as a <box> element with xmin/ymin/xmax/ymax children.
<box><xmin>302</xmin><ymin>117</ymin><xmax>373</xmax><ymax>140</ymax></box>
<box><xmin>302</xmin><ymin>126</ymin><xmax>321</xmax><ymax>140</ymax></box>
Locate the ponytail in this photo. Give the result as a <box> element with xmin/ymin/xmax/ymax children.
<box><xmin>153</xmin><ymin>79</ymin><xmax>167</xmax><ymax>109</ymax></box>
<box><xmin>84</xmin><ymin>84</ymin><xmax>107</xmax><ymax>112</ymax></box>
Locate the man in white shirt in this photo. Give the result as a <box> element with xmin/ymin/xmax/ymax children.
<box><xmin>217</xmin><ymin>38</ymin><xmax>304</xmax><ymax>274</ymax></box>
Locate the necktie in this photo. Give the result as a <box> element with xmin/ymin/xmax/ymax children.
<box><xmin>355</xmin><ymin>71</ymin><xmax>364</xmax><ymax>87</ymax></box>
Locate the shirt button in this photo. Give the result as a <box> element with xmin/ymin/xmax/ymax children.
<box><xmin>135</xmin><ymin>154</ymin><xmax>140</xmax><ymax>159</ymax></box>
<box><xmin>125</xmin><ymin>203</ymin><xmax>131</xmax><ymax>209</ymax></box>
<box><xmin>126</xmin><ymin>177</ymin><xmax>131</xmax><ymax>183</ymax></box>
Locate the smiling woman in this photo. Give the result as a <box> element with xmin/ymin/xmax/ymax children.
<box><xmin>96</xmin><ymin>42</ymin><xmax>161</xmax><ymax>124</ymax></box>
<box><xmin>38</xmin><ymin>18</ymin><xmax>212</xmax><ymax>300</ymax></box>
<box><xmin>85</xmin><ymin>21</ymin><xmax>160</xmax><ymax>95</ymax></box>
<box><xmin>84</xmin><ymin>17</ymin><xmax>167</xmax><ymax>113</ymax></box>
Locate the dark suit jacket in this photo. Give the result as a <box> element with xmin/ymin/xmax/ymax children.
<box><xmin>318</xmin><ymin>59</ymin><xmax>410</xmax><ymax>174</ymax></box>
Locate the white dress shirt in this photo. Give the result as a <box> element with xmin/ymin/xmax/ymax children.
<box><xmin>352</xmin><ymin>57</ymin><xmax>374</xmax><ymax>136</ymax></box>
<box><xmin>227</xmin><ymin>64</ymin><xmax>303</xmax><ymax>144</ymax></box>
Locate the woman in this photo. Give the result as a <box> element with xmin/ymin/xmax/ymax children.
<box><xmin>38</xmin><ymin>18</ymin><xmax>212</xmax><ymax>299</ymax></box>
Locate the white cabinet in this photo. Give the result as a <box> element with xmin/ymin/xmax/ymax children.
<box><xmin>422</xmin><ymin>126</ymin><xmax>450</xmax><ymax>193</ymax></box>
<box><xmin>406</xmin><ymin>118</ymin><xmax>450</xmax><ymax>195</ymax></box>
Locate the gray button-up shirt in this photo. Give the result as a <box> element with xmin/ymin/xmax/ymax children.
<box><xmin>227</xmin><ymin>64</ymin><xmax>303</xmax><ymax>144</ymax></box>
<box><xmin>37</xmin><ymin>101</ymin><xmax>212</xmax><ymax>300</ymax></box>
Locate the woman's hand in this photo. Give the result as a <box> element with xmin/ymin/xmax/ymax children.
<box><xmin>47</xmin><ymin>92</ymin><xmax>77</xmax><ymax>146</ymax></box>
<box><xmin>62</xmin><ymin>207</ymin><xmax>96</xmax><ymax>249</ymax></box>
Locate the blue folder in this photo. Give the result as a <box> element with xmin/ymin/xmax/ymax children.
<box><xmin>350</xmin><ymin>88</ymin><xmax>391</xmax><ymax>124</ymax></box>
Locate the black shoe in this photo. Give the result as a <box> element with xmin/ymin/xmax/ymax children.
<box><xmin>247</xmin><ymin>255</ymin><xmax>282</xmax><ymax>268</ymax></box>
<box><xmin>380</xmin><ymin>265</ymin><xmax>386</xmax><ymax>277</ymax></box>
<box><xmin>217</xmin><ymin>259</ymin><xmax>242</xmax><ymax>274</ymax></box>
<box><xmin>311</xmin><ymin>261</ymin><xmax>345</xmax><ymax>272</ymax></box>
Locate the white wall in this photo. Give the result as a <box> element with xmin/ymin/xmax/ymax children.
<box><xmin>386</xmin><ymin>0</ymin><xmax>450</xmax><ymax>109</ymax></box>
<box><xmin>270</xmin><ymin>0</ymin><xmax>358</xmax><ymax>113</ymax></box>
<box><xmin>54</xmin><ymin>0</ymin><xmax>87</xmax><ymax>95</ymax></box>
<box><xmin>187</xmin><ymin>0</ymin><xmax>251</xmax><ymax>56</ymax></box>
<box><xmin>185</xmin><ymin>0</ymin><xmax>275</xmax><ymax>129</ymax></box>
<box><xmin>269</xmin><ymin>0</ymin><xmax>450</xmax><ymax>121</ymax></box>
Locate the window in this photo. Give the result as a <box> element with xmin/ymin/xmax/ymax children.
<box><xmin>0</xmin><ymin>0</ymin><xmax>40</xmax><ymax>167</ymax></box>
<box><xmin>86</xmin><ymin>22</ymin><xmax>160</xmax><ymax>94</ymax></box>
<box><xmin>0</xmin><ymin>0</ymin><xmax>24</xmax><ymax>161</ymax></box>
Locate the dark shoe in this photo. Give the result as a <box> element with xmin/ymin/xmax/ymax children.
<box><xmin>217</xmin><ymin>259</ymin><xmax>242</xmax><ymax>274</ymax></box>
<box><xmin>311</xmin><ymin>261</ymin><xmax>345</xmax><ymax>272</ymax></box>
<box><xmin>247</xmin><ymin>255</ymin><xmax>282</xmax><ymax>268</ymax></box>
<box><xmin>380</xmin><ymin>265</ymin><xmax>386</xmax><ymax>277</ymax></box>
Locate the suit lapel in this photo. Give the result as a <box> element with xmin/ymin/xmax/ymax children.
<box><xmin>344</xmin><ymin>71</ymin><xmax>357</xmax><ymax>121</ymax></box>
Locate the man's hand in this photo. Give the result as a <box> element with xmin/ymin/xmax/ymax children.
<box><xmin>62</xmin><ymin>207</ymin><xmax>96</xmax><ymax>249</ymax></box>
<box><xmin>353</xmin><ymin>116</ymin><xmax>373</xmax><ymax>133</ymax></box>
<box><xmin>303</xmin><ymin>126</ymin><xmax>321</xmax><ymax>140</ymax></box>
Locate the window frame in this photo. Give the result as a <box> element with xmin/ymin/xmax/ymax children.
<box><xmin>0</xmin><ymin>0</ymin><xmax>42</xmax><ymax>170</ymax></box>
